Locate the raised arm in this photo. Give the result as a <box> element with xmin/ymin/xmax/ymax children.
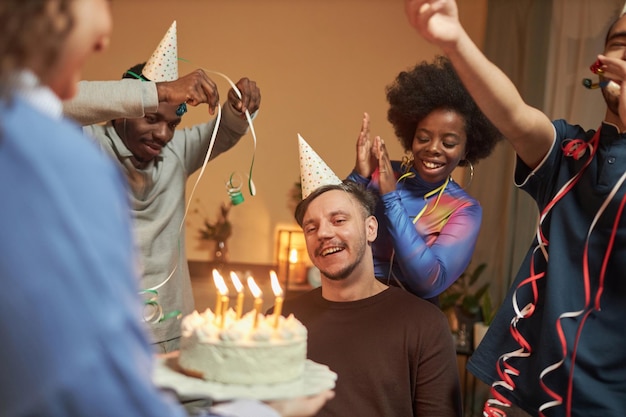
<box><xmin>63</xmin><ymin>79</ymin><xmax>158</xmax><ymax>125</ymax></box>
<box><xmin>63</xmin><ymin>69</ymin><xmax>221</xmax><ymax>126</ymax></box>
<box><xmin>404</xmin><ymin>0</ymin><xmax>554</xmax><ymax>169</ymax></box>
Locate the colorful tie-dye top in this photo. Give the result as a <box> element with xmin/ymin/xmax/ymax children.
<box><xmin>348</xmin><ymin>161</ymin><xmax>481</xmax><ymax>300</ymax></box>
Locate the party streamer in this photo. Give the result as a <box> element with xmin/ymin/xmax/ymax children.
<box><xmin>142</xmin><ymin>62</ymin><xmax>258</xmax><ymax>323</ymax></box>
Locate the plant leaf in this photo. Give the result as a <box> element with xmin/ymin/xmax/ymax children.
<box><xmin>468</xmin><ymin>262</ymin><xmax>487</xmax><ymax>285</ymax></box>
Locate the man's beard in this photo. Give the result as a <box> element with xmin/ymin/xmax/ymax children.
<box><xmin>316</xmin><ymin>237</ymin><xmax>367</xmax><ymax>281</ymax></box>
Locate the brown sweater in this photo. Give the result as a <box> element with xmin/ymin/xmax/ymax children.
<box><xmin>281</xmin><ymin>286</ymin><xmax>462</xmax><ymax>417</ymax></box>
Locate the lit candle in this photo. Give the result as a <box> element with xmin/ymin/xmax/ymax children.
<box><xmin>230</xmin><ymin>271</ymin><xmax>245</xmax><ymax>319</ymax></box>
<box><xmin>270</xmin><ymin>270</ymin><xmax>284</xmax><ymax>328</ymax></box>
<box><xmin>212</xmin><ymin>269</ymin><xmax>224</xmax><ymax>317</ymax></box>
<box><xmin>213</xmin><ymin>269</ymin><xmax>229</xmax><ymax>328</ymax></box>
<box><xmin>220</xmin><ymin>294</ymin><xmax>229</xmax><ymax>329</ymax></box>
<box><xmin>247</xmin><ymin>276</ymin><xmax>263</xmax><ymax>328</ymax></box>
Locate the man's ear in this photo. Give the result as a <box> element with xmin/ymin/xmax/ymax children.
<box><xmin>365</xmin><ymin>215</ymin><xmax>378</xmax><ymax>243</ymax></box>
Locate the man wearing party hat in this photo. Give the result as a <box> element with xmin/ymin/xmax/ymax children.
<box><xmin>79</xmin><ymin>21</ymin><xmax>261</xmax><ymax>352</ymax></box>
<box><xmin>275</xmin><ymin>135</ymin><xmax>461</xmax><ymax>417</ymax></box>
<box><xmin>63</xmin><ymin>23</ymin><xmax>220</xmax><ymax>126</ymax></box>
<box><xmin>406</xmin><ymin>1</ymin><xmax>626</xmax><ymax>416</ymax></box>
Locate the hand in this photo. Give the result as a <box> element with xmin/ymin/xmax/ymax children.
<box><xmin>597</xmin><ymin>54</ymin><xmax>626</xmax><ymax>126</ymax></box>
<box><xmin>265</xmin><ymin>389</ymin><xmax>335</xmax><ymax>417</ymax></box>
<box><xmin>228</xmin><ymin>77</ymin><xmax>261</xmax><ymax>116</ymax></box>
<box><xmin>155</xmin><ymin>69</ymin><xmax>219</xmax><ymax>115</ymax></box>
<box><xmin>596</xmin><ymin>55</ymin><xmax>626</xmax><ymax>83</ymax></box>
<box><xmin>373</xmin><ymin>136</ymin><xmax>396</xmax><ymax>195</ymax></box>
<box><xmin>404</xmin><ymin>0</ymin><xmax>463</xmax><ymax>47</ymax></box>
<box><xmin>354</xmin><ymin>112</ymin><xmax>377</xmax><ymax>178</ymax></box>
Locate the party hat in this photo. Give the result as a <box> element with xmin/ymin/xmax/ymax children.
<box><xmin>298</xmin><ymin>134</ymin><xmax>342</xmax><ymax>199</ymax></box>
<box><xmin>143</xmin><ymin>21</ymin><xmax>178</xmax><ymax>82</ymax></box>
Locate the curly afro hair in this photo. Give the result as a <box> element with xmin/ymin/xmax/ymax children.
<box><xmin>386</xmin><ymin>56</ymin><xmax>502</xmax><ymax>166</ymax></box>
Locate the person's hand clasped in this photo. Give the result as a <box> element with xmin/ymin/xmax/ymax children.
<box><xmin>228</xmin><ymin>77</ymin><xmax>261</xmax><ymax>117</ymax></box>
<box><xmin>373</xmin><ymin>136</ymin><xmax>396</xmax><ymax>195</ymax></box>
<box><xmin>355</xmin><ymin>112</ymin><xmax>377</xmax><ymax>178</ymax></box>
<box><xmin>156</xmin><ymin>69</ymin><xmax>219</xmax><ymax>115</ymax></box>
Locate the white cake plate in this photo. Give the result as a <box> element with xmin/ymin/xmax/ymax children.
<box><xmin>153</xmin><ymin>354</ymin><xmax>337</xmax><ymax>401</ymax></box>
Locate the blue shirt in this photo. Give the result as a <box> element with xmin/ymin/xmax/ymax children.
<box><xmin>348</xmin><ymin>162</ymin><xmax>481</xmax><ymax>299</ymax></box>
<box><xmin>0</xmin><ymin>97</ymin><xmax>185</xmax><ymax>417</ymax></box>
<box><xmin>467</xmin><ymin>120</ymin><xmax>626</xmax><ymax>416</ymax></box>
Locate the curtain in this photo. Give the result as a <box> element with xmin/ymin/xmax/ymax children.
<box><xmin>544</xmin><ymin>0</ymin><xmax>623</xmax><ymax>126</ymax></box>
<box><xmin>467</xmin><ymin>0</ymin><xmax>551</xmax><ymax>306</ymax></box>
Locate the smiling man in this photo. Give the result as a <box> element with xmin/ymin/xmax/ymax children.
<box><xmin>80</xmin><ymin>38</ymin><xmax>261</xmax><ymax>352</ymax></box>
<box><xmin>276</xmin><ymin>138</ymin><xmax>462</xmax><ymax>417</ymax></box>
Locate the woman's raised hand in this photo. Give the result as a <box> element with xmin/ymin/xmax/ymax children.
<box><xmin>354</xmin><ymin>112</ymin><xmax>377</xmax><ymax>178</ymax></box>
<box><xmin>374</xmin><ymin>136</ymin><xmax>396</xmax><ymax>195</ymax></box>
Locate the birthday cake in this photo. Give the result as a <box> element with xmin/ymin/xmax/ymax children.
<box><xmin>178</xmin><ymin>308</ymin><xmax>307</xmax><ymax>385</ymax></box>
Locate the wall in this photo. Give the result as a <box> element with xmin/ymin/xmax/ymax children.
<box><xmin>81</xmin><ymin>0</ymin><xmax>488</xmax><ymax>265</ymax></box>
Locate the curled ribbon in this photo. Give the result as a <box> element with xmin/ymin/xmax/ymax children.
<box><xmin>226</xmin><ymin>172</ymin><xmax>246</xmax><ymax>205</ymax></box>
<box><xmin>140</xmin><ymin>289</ymin><xmax>181</xmax><ymax>323</ymax></box>
<box><xmin>141</xmin><ymin>62</ymin><xmax>259</xmax><ymax>322</ymax></box>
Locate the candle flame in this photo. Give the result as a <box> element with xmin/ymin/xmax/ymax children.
<box><xmin>270</xmin><ymin>270</ymin><xmax>283</xmax><ymax>296</ymax></box>
<box><xmin>247</xmin><ymin>276</ymin><xmax>262</xmax><ymax>298</ymax></box>
<box><xmin>212</xmin><ymin>269</ymin><xmax>229</xmax><ymax>295</ymax></box>
<box><xmin>230</xmin><ymin>271</ymin><xmax>243</xmax><ymax>293</ymax></box>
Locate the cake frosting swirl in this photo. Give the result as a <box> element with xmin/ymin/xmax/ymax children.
<box><xmin>178</xmin><ymin>308</ymin><xmax>307</xmax><ymax>385</ymax></box>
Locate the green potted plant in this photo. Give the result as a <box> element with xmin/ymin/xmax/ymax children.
<box><xmin>479</xmin><ymin>287</ymin><xmax>497</xmax><ymax>326</ymax></box>
<box><xmin>473</xmin><ymin>288</ymin><xmax>497</xmax><ymax>349</ymax></box>
<box><xmin>196</xmin><ymin>201</ymin><xmax>233</xmax><ymax>262</ymax></box>
<box><xmin>439</xmin><ymin>262</ymin><xmax>490</xmax><ymax>318</ymax></box>
<box><xmin>439</xmin><ymin>262</ymin><xmax>490</xmax><ymax>352</ymax></box>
